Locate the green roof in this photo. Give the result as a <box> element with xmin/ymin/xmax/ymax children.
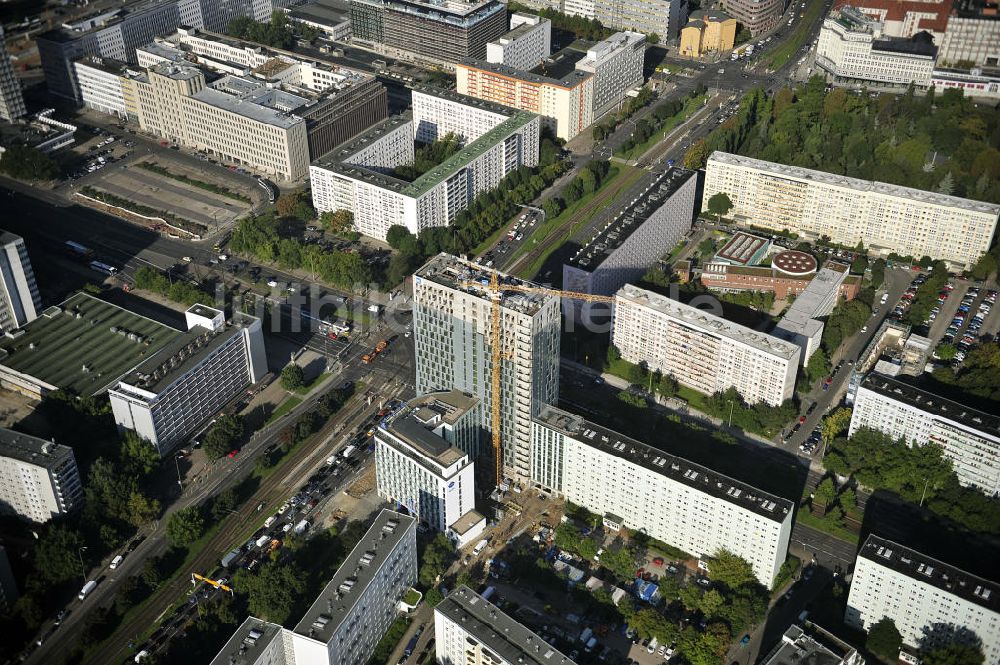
<box><xmin>0</xmin><ymin>293</ymin><xmax>181</xmax><ymax>396</ymax></box>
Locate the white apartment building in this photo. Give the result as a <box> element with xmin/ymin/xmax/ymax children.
<box><xmin>74</xmin><ymin>57</ymin><xmax>132</xmax><ymax>120</ymax></box>
<box><xmin>413</xmin><ymin>254</ymin><xmax>561</xmax><ymax>480</ymax></box>
<box><xmin>0</xmin><ymin>232</ymin><xmax>42</xmax><ymax>333</ymax></box>
<box><xmin>846</xmin><ymin>535</ymin><xmax>1000</xmax><ymax>664</ymax></box>
<box><xmin>486</xmin><ymin>14</ymin><xmax>552</xmax><ymax>71</ymax></box>
<box><xmin>109</xmin><ymin>305</ymin><xmax>267</xmax><ymax>456</ymax></box>
<box><xmin>456</xmin><ymin>59</ymin><xmax>594</xmax><ymax>140</ymax></box>
<box><xmin>375</xmin><ymin>391</ymin><xmax>481</xmax><ymax>540</ymax></box>
<box><xmin>817</xmin><ymin>8</ymin><xmax>936</xmax><ymax>89</ymax></box>
<box><xmin>574</xmin><ymin>32</ymin><xmax>646</xmax><ymax>117</ymax></box>
<box><xmin>612</xmin><ymin>284</ymin><xmax>800</xmax><ymax>407</ymax></box>
<box><xmin>0</xmin><ymin>27</ymin><xmax>27</xmax><ymax>122</ymax></box>
<box><xmin>531</xmin><ymin>405</ymin><xmax>794</xmax><ymax>585</ymax></box>
<box><xmin>595</xmin><ymin>0</ymin><xmax>684</xmax><ymax>40</ymax></box>
<box><xmin>703</xmin><ymin>151</ymin><xmax>1000</xmax><ymax>270</ymax></box>
<box><xmin>563</xmin><ymin>168</ymin><xmax>697</xmax><ymax>321</ymax></box>
<box><xmin>210</xmin><ymin>511</ymin><xmax>417</xmax><ymax>665</ymax></box>
<box><xmin>436</xmin><ymin>586</ymin><xmax>579</xmax><ymax>665</ymax></box>
<box><xmin>290</xmin><ymin>511</ymin><xmax>417</xmax><ymax>665</ymax></box>
<box><xmin>850</xmin><ymin>374</ymin><xmax>1000</xmax><ymax>496</ymax></box>
<box><xmin>310</xmin><ymin>88</ymin><xmax>540</xmax><ymax>240</ymax></box>
<box><xmin>0</xmin><ymin>428</ymin><xmax>83</xmax><ymax>523</ymax></box>
<box><xmin>563</xmin><ymin>0</ymin><xmax>596</xmax><ymax>19</ymax></box>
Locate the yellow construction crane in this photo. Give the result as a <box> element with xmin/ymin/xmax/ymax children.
<box><xmin>191</xmin><ymin>572</ymin><xmax>233</xmax><ymax>594</ymax></box>
<box><xmin>462</xmin><ymin>274</ymin><xmax>614</xmax><ymax>487</ymax></box>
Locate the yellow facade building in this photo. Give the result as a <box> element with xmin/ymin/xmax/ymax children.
<box><xmin>680</xmin><ymin>10</ymin><xmax>737</xmax><ymax>57</ymax></box>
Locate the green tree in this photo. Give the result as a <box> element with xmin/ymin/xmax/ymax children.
<box><xmin>698</xmin><ymin>589</ymin><xmax>725</xmax><ymax>617</ymax></box>
<box><xmin>936</xmin><ymin>343</ymin><xmax>958</xmax><ymax>361</ymax></box>
<box><xmin>166</xmin><ymin>506</ymin><xmax>206</xmax><ymax>546</ymax></box>
<box><xmin>320</xmin><ymin>209</ymin><xmax>353</xmax><ymax>234</ymax></box>
<box><xmin>126</xmin><ymin>490</ymin><xmax>160</xmax><ymax>527</ymax></box>
<box><xmin>34</xmin><ymin>525</ymin><xmax>86</xmax><ymax>584</ymax></box>
<box><xmin>920</xmin><ymin>644</ymin><xmax>984</xmax><ymax>665</ymax></box>
<box><xmin>806</xmin><ymin>347</ymin><xmax>831</xmax><ymax>383</ymax></box>
<box><xmin>386</xmin><ymin>225</ymin><xmax>421</xmax><ymax>255</ymax></box>
<box><xmin>813</xmin><ymin>477</ymin><xmax>838</xmax><ymax>508</ymax></box>
<box><xmin>708</xmin><ymin>549</ymin><xmax>758</xmax><ymax>590</ymax></box>
<box><xmin>706</xmin><ymin>192</ymin><xmax>734</xmax><ymax>222</ymax></box>
<box><xmin>419</xmin><ymin>533</ymin><xmax>455</xmax><ymax>587</ymax></box>
<box><xmin>234</xmin><ymin>561</ymin><xmax>306</xmax><ymax>624</ymax></box>
<box><xmin>424</xmin><ymin>587</ymin><xmax>444</xmax><ymax>607</ymax></box>
<box><xmin>821</xmin><ymin>407</ymin><xmax>853</xmax><ymax>444</ymax></box>
<box><xmin>657</xmin><ymin>372</ymin><xmax>679</xmax><ymax>398</ymax></box>
<box><xmin>120</xmin><ymin>430</ymin><xmax>160</xmax><ymax>476</ymax></box>
<box><xmin>281</xmin><ymin>363</ymin><xmax>305</xmax><ymax>391</ymax></box>
<box><xmin>203</xmin><ymin>414</ymin><xmax>244</xmax><ymax>460</ymax></box>
<box><xmin>870</xmin><ymin>258</ymin><xmax>886</xmax><ymax>288</ymax></box>
<box><xmin>597</xmin><ymin>544</ymin><xmax>636</xmax><ymax>582</ymax></box>
<box><xmin>210</xmin><ymin>488</ymin><xmax>239</xmax><ymax>521</ymax></box>
<box><xmin>866</xmin><ymin>619</ymin><xmax>903</xmax><ymax>661</ymax></box>
<box><xmin>0</xmin><ymin>145</ymin><xmax>59</xmax><ymax>180</ymax></box>
<box><xmin>684</xmin><ymin>139</ymin><xmax>709</xmax><ymax>169</ymax></box>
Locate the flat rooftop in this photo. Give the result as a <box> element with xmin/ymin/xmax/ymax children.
<box><xmin>293</xmin><ymin>510</ymin><xmax>415</xmax><ymax>644</ymax></box>
<box><xmin>209</xmin><ymin>617</ymin><xmax>286</xmax><ymax>665</ymax></box>
<box><xmin>0</xmin><ymin>292</ymin><xmax>180</xmax><ymax>396</ymax></box>
<box><xmin>616</xmin><ymin>284</ymin><xmax>799</xmax><ymax>359</ymax></box>
<box><xmin>0</xmin><ymin>428</ymin><xmax>76</xmax><ymax>470</ymax></box>
<box><xmin>459</xmin><ymin>45</ymin><xmax>593</xmax><ymax>87</ymax></box>
<box><xmin>759</xmin><ymin>624</ymin><xmax>859</xmax><ymax>665</ymax></box>
<box><xmin>715</xmin><ymin>231</ymin><xmax>769</xmax><ymax>266</ymax></box>
<box><xmin>568</xmin><ymin>168</ymin><xmax>696</xmax><ymax>271</ymax></box>
<box><xmin>383</xmin><ymin>415</ymin><xmax>467</xmax><ymax>468</ymax></box>
<box><xmin>859</xmin><ymin>534</ymin><xmax>1000</xmax><ymax>613</ymax></box>
<box><xmin>289</xmin><ymin>0</ymin><xmax>352</xmax><ymax>26</ymax></box>
<box><xmin>116</xmin><ymin>312</ymin><xmax>258</xmax><ymax>395</ymax></box>
<box><xmin>38</xmin><ymin>0</ymin><xmax>173</xmax><ymax>42</ymax></box>
<box><xmin>535</xmin><ymin>404</ymin><xmax>795</xmax><ymax>522</ymax></box>
<box><xmin>189</xmin><ymin>86</ymin><xmax>304</xmax><ymax>129</ymax></box>
<box><xmin>437</xmin><ymin>586</ymin><xmax>578</xmax><ymax>665</ymax></box>
<box><xmin>407</xmin><ymin>390</ymin><xmax>479</xmax><ymax>427</ymax></box>
<box><xmin>859</xmin><ymin>374</ymin><xmax>1000</xmax><ymax>438</ymax></box>
<box><xmin>381</xmin><ymin>0</ymin><xmax>505</xmax><ymax>23</ymax></box>
<box><xmin>773</xmin><ymin>264</ymin><xmax>849</xmax><ymax>334</ymax></box>
<box><xmin>709</xmin><ymin>151</ymin><xmax>1000</xmax><ymax>216</ymax></box>
<box><xmin>414</xmin><ymin>253</ymin><xmax>555</xmax><ymax>317</ymax></box>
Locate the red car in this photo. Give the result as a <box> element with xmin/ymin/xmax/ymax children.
<box><xmin>228</xmin><ymin>449</ymin><xmax>239</xmax><ymax>458</ymax></box>
<box><xmin>652</xmin><ymin>557</ymin><xmax>664</xmax><ymax>566</ymax></box>
<box><xmin>798</xmin><ymin>415</ymin><xmax>807</xmax><ymax>424</ymax></box>
<box><xmin>327</xmin><ymin>332</ymin><xmax>338</xmax><ymax>340</ymax></box>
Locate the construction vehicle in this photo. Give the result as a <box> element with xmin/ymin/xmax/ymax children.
<box><xmin>192</xmin><ymin>573</ymin><xmax>233</xmax><ymax>594</ymax></box>
<box><xmin>460</xmin><ymin>273</ymin><xmax>613</xmax><ymax>487</ymax></box>
<box><xmin>362</xmin><ymin>340</ymin><xmax>389</xmax><ymax>364</ymax></box>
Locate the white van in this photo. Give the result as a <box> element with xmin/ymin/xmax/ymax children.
<box><xmin>264</xmin><ymin>515</ymin><xmax>277</xmax><ymax>528</ymax></box>
<box><xmin>109</xmin><ymin>555</ymin><xmax>124</xmax><ymax>570</ymax></box>
<box><xmin>472</xmin><ymin>539</ymin><xmax>488</xmax><ymax>556</ymax></box>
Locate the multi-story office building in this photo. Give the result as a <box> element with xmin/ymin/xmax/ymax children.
<box><xmin>849</xmin><ymin>374</ymin><xmax>1000</xmax><ymax>496</ymax></box>
<box><xmin>0</xmin><ymin>428</ymin><xmax>83</xmax><ymax>523</ymax></box>
<box><xmin>375</xmin><ymin>391</ymin><xmax>482</xmax><ymax>541</ymax></box>
<box><xmin>487</xmin><ymin>14</ymin><xmax>552</xmax><ymax>70</ymax></box>
<box><xmin>612</xmin><ymin>284</ymin><xmax>800</xmax><ymax>406</ymax></box>
<box><xmin>531</xmin><ymin>405</ymin><xmax>794</xmax><ymax>585</ymax></box>
<box><xmin>311</xmin><ymin>88</ymin><xmax>540</xmax><ymax>240</ymax></box>
<box><xmin>939</xmin><ymin>0</ymin><xmax>1000</xmax><ymax>68</ymax></box>
<box><xmin>594</xmin><ymin>0</ymin><xmax>685</xmax><ymax>40</ymax></box>
<box><xmin>436</xmin><ymin>586</ymin><xmax>579</xmax><ymax>665</ymax></box>
<box><xmin>74</xmin><ymin>57</ymin><xmax>132</xmax><ymax>120</ymax></box>
<box><xmin>349</xmin><ymin>0</ymin><xmax>508</xmax><ymax>68</ymax></box>
<box><xmin>290</xmin><ymin>511</ymin><xmax>417</xmax><ymax>665</ymax></box>
<box><xmin>563</xmin><ymin>168</ymin><xmax>697</xmax><ymax>320</ymax></box>
<box><xmin>211</xmin><ymin>511</ymin><xmax>417</xmax><ymax>665</ymax></box>
<box><xmin>108</xmin><ymin>305</ymin><xmax>267</xmax><ymax>456</ymax></box>
<box><xmin>0</xmin><ymin>232</ymin><xmax>42</xmax><ymax>333</ymax></box>
<box><xmin>455</xmin><ymin>57</ymin><xmax>594</xmax><ymax>140</ymax></box>
<box><xmin>722</xmin><ymin>0</ymin><xmax>785</xmax><ymax>35</ymax></box>
<box><xmin>574</xmin><ymin>32</ymin><xmax>646</xmax><ymax>117</ymax></box>
<box><xmin>846</xmin><ymin>535</ymin><xmax>1000</xmax><ymax>664</ymax></box>
<box><xmin>817</xmin><ymin>8</ymin><xmax>937</xmax><ymax>89</ymax></box>
<box><xmin>0</xmin><ymin>27</ymin><xmax>27</xmax><ymax>122</ymax></box>
<box><xmin>831</xmin><ymin>0</ymin><xmax>949</xmax><ymax>41</ymax></box>
<box><xmin>287</xmin><ymin>0</ymin><xmax>353</xmax><ymax>41</ymax></box>
<box><xmin>772</xmin><ymin>263</ymin><xmax>851</xmax><ymax>365</ymax></box>
<box><xmin>703</xmin><ymin>151</ymin><xmax>1000</xmax><ymax>270</ymax></box>
<box><xmin>413</xmin><ymin>254</ymin><xmax>561</xmax><ymax>480</ymax></box>
<box><xmin>680</xmin><ymin>10</ymin><xmax>737</xmax><ymax>57</ymax></box>
<box><xmin>759</xmin><ymin>624</ymin><xmax>865</xmax><ymax>665</ymax></box>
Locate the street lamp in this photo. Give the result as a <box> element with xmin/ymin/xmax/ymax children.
<box><xmin>175</xmin><ymin>453</ymin><xmax>184</xmax><ymax>489</ymax></box>
<box><xmin>77</xmin><ymin>546</ymin><xmax>88</xmax><ymax>585</ymax></box>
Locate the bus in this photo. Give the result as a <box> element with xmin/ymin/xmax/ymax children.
<box><xmin>65</xmin><ymin>240</ymin><xmax>95</xmax><ymax>260</ymax></box>
<box><xmin>89</xmin><ymin>261</ymin><xmax>118</xmax><ymax>276</ymax></box>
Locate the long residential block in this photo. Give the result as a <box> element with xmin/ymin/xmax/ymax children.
<box><xmin>310</xmin><ymin>87</ymin><xmax>540</xmax><ymax>240</ymax></box>
<box><xmin>531</xmin><ymin>405</ymin><xmax>794</xmax><ymax>585</ymax></box>
<box><xmin>849</xmin><ymin>373</ymin><xmax>1000</xmax><ymax>496</ymax></box>
<box><xmin>0</xmin><ymin>428</ymin><xmax>83</xmax><ymax>523</ymax></box>
<box><xmin>109</xmin><ymin>305</ymin><xmax>267</xmax><ymax>457</ymax></box>
<box><xmin>612</xmin><ymin>284</ymin><xmax>800</xmax><ymax>406</ymax></box>
<box><xmin>0</xmin><ymin>232</ymin><xmax>42</xmax><ymax>333</ymax></box>
<box><xmin>703</xmin><ymin>151</ymin><xmax>1000</xmax><ymax>269</ymax></box>
<box><xmin>413</xmin><ymin>254</ymin><xmax>560</xmax><ymax>480</ymax></box>
<box><xmin>436</xmin><ymin>586</ymin><xmax>578</xmax><ymax>665</ymax></box>
<box><xmin>845</xmin><ymin>535</ymin><xmax>1000</xmax><ymax>664</ymax></box>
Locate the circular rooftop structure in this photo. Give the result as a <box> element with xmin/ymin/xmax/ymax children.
<box><xmin>772</xmin><ymin>250</ymin><xmax>817</xmax><ymax>276</ymax></box>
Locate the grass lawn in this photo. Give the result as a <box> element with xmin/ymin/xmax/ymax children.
<box><xmin>618</xmin><ymin>94</ymin><xmax>708</xmax><ymax>161</ymax></box>
<box><xmin>403</xmin><ymin>588</ymin><xmax>422</xmax><ymax>605</ymax></box>
<box><xmin>267</xmin><ymin>395</ymin><xmax>302</xmax><ymax>423</ymax></box>
<box><xmin>516</xmin><ymin>165</ymin><xmax>645</xmax><ymax>278</ymax></box>
<box><xmin>765</xmin><ymin>0</ymin><xmax>825</xmax><ymax>70</ymax></box>
<box><xmin>795</xmin><ymin>510</ymin><xmax>861</xmax><ymax>545</ymax></box>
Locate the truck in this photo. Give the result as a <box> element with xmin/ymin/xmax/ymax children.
<box><xmin>78</xmin><ymin>580</ymin><xmax>97</xmax><ymax>600</ymax></box>
<box><xmin>294</xmin><ymin>519</ymin><xmax>310</xmax><ymax>535</ymax></box>
<box><xmin>221</xmin><ymin>548</ymin><xmax>242</xmax><ymax>569</ymax></box>
<box><xmin>342</xmin><ymin>444</ymin><xmax>357</xmax><ymax>459</ymax></box>
<box><xmin>326</xmin><ymin>454</ymin><xmax>339</xmax><ymax>465</ymax></box>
